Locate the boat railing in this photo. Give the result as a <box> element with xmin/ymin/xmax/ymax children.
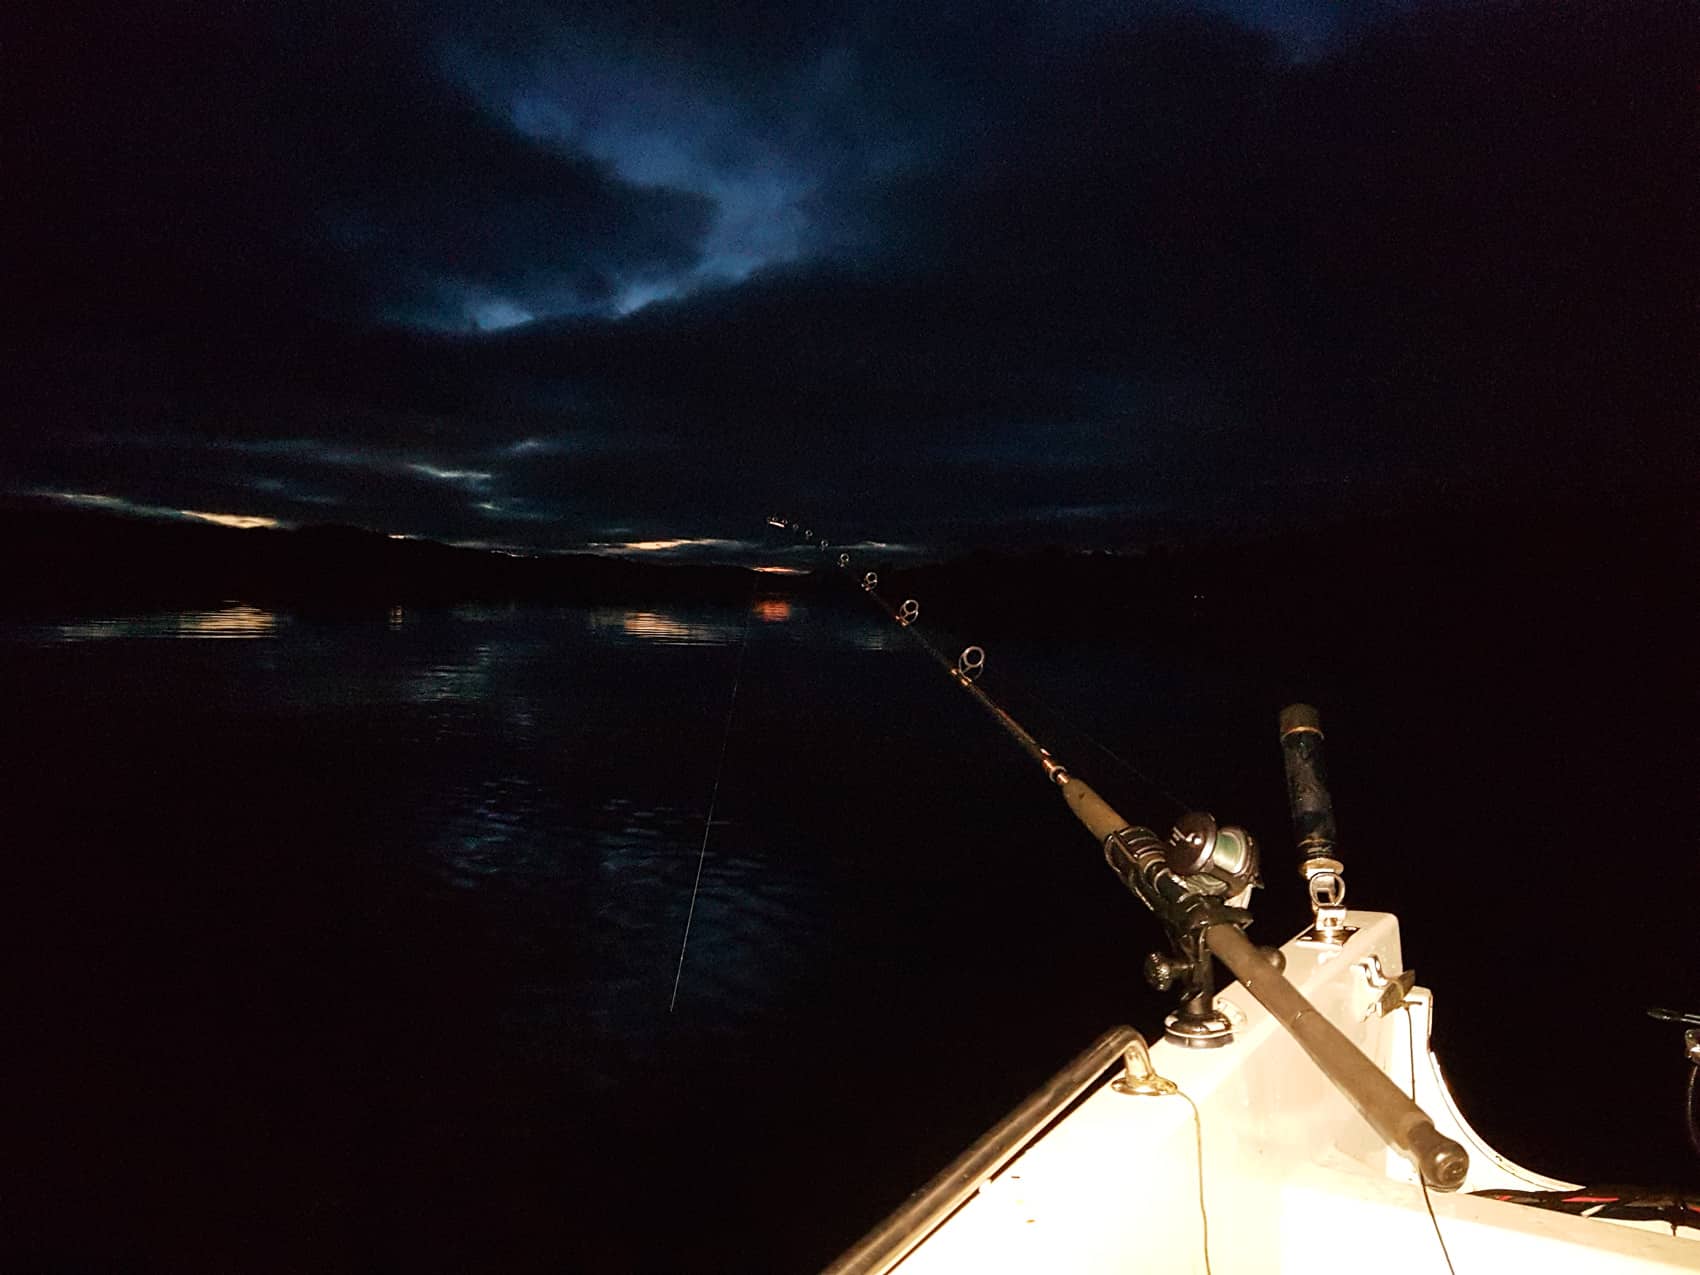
<box><xmin>821</xmin><ymin>1025</ymin><xmax>1148</xmax><ymax>1275</ymax></box>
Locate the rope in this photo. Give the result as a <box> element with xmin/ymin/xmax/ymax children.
<box><xmin>1173</xmin><ymin>1088</ymin><xmax>1213</xmax><ymax>1275</ymax></box>
<box><xmin>668</xmin><ymin>592</ymin><xmax>755</xmax><ymax>1012</ymax></box>
<box><xmin>1404</xmin><ymin>1003</ymin><xmax>1459</xmax><ymax>1275</ymax></box>
<box><xmin>1686</xmin><ymin>1064</ymin><xmax>1700</xmax><ymax>1160</ymax></box>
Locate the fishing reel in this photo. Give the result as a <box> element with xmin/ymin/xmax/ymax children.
<box><xmin>1105</xmin><ymin>812</ymin><xmax>1267</xmax><ymax>1048</ymax></box>
<box><xmin>1164</xmin><ymin>811</ymin><xmax>1259</xmax><ymax>902</ymax></box>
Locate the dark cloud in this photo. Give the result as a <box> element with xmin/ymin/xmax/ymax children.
<box><xmin>20</xmin><ymin>0</ymin><xmax>715</xmax><ymax>332</ymax></box>
<box><xmin>12</xmin><ymin>1</ymin><xmax>1694</xmax><ymax>558</ymax></box>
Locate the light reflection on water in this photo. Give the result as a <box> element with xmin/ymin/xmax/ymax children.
<box><xmin>588</xmin><ymin>607</ymin><xmax>743</xmax><ymax>646</ymax></box>
<box><xmin>368</xmin><ymin>603</ymin><xmax>839</xmax><ymax>1038</ymax></box>
<box><xmin>583</xmin><ymin>599</ymin><xmax>898</xmax><ymax>649</ymax></box>
<box><xmin>573</xmin><ymin>799</ymin><xmax>821</xmax><ymax>1071</ymax></box>
<box><xmin>10</xmin><ymin>594</ymin><xmax>880</xmax><ymax>1041</ymax></box>
<box><xmin>38</xmin><ymin>604</ymin><xmax>282</xmax><ymax>642</ymax></box>
<box><xmin>406</xmin><ymin>640</ymin><xmax>499</xmax><ymax>705</ymax></box>
<box><xmin>5</xmin><ymin>592</ymin><xmax>865</xmax><ymax>1267</ymax></box>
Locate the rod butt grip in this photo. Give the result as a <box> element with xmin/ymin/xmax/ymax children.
<box><xmin>1409</xmin><ymin>1121</ymin><xmax>1470</xmax><ymax>1192</ymax></box>
<box><xmin>1278</xmin><ymin>702</ymin><xmax>1338</xmax><ymax>871</ymax></box>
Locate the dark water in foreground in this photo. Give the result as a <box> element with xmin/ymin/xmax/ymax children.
<box><xmin>4</xmin><ymin>593</ymin><xmax>1695</xmax><ymax>1271</ymax></box>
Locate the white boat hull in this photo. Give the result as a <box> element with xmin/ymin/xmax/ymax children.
<box><xmin>877</xmin><ymin>912</ymin><xmax>1698</xmax><ymax>1273</ymax></box>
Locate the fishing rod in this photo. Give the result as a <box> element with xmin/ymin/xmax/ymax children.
<box><xmin>768</xmin><ymin>516</ymin><xmax>1469</xmax><ymax>1192</ymax></box>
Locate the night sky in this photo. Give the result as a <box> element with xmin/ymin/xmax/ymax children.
<box><xmin>13</xmin><ymin>1</ymin><xmax>1694</xmax><ymax>563</ymax></box>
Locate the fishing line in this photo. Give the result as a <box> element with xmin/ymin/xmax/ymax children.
<box><xmin>1404</xmin><ymin>1003</ymin><xmax>1459</xmax><ymax>1275</ymax></box>
<box><xmin>778</xmin><ymin>518</ymin><xmax>1196</xmax><ymax>814</ymax></box>
<box><xmin>668</xmin><ymin>588</ymin><xmax>755</xmax><ymax>1012</ymax></box>
<box><xmin>943</xmin><ymin>655</ymin><xmax>1197</xmax><ymax>815</ymax></box>
<box><xmin>997</xmin><ymin>676</ymin><xmax>1196</xmax><ymax>815</ymax></box>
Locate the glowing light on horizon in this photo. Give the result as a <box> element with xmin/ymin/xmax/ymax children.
<box><xmin>447</xmin><ymin>539</ymin><xmax>532</xmax><ymax>557</ymax></box>
<box><xmin>179</xmin><ymin>509</ymin><xmax>281</xmax><ymax>530</ymax></box>
<box><xmin>618</xmin><ymin>538</ymin><xmax>694</xmax><ymax>551</ymax></box>
<box><xmin>751</xmin><ymin>565</ymin><xmax>808</xmax><ymax>575</ymax></box>
<box><xmin>43</xmin><ymin>490</ymin><xmax>282</xmax><ymax>530</ymax></box>
<box><xmin>593</xmin><ymin>537</ymin><xmax>751</xmax><ymax>555</ymax></box>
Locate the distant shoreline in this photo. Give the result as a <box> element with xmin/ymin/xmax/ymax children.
<box><xmin>4</xmin><ymin>495</ymin><xmax>1694</xmax><ymax>658</ymax></box>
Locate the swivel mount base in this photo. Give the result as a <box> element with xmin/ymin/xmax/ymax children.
<box><xmin>1164</xmin><ymin>1008</ymin><xmax>1234</xmax><ymax>1048</ymax></box>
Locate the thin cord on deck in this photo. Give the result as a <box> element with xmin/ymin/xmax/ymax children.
<box><xmin>1404</xmin><ymin>1004</ymin><xmax>1459</xmax><ymax>1275</ymax></box>
<box><xmin>1686</xmin><ymin>1064</ymin><xmax>1700</xmax><ymax>1159</ymax></box>
<box><xmin>669</xmin><ymin>594</ymin><xmax>755</xmax><ymax>1012</ymax></box>
<box><xmin>1172</xmin><ymin>1089</ymin><xmax>1213</xmax><ymax>1275</ymax></box>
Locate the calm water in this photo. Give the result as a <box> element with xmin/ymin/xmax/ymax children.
<box><xmin>4</xmin><ymin>593</ymin><xmax>1694</xmax><ymax>1271</ymax></box>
